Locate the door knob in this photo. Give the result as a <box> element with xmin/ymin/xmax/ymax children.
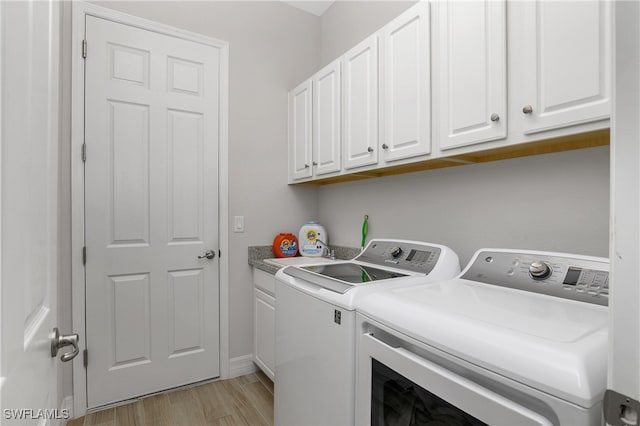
<box><xmin>197</xmin><ymin>249</ymin><xmax>216</xmax><ymax>260</ymax></box>
<box><xmin>522</xmin><ymin>105</ymin><xmax>533</xmax><ymax>114</ymax></box>
<box><xmin>51</xmin><ymin>328</ymin><xmax>79</xmax><ymax>362</ymax></box>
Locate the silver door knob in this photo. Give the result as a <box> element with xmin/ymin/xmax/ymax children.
<box><xmin>51</xmin><ymin>327</ymin><xmax>79</xmax><ymax>362</ymax></box>
<box><xmin>522</xmin><ymin>105</ymin><xmax>533</xmax><ymax>114</ymax></box>
<box><xmin>382</xmin><ymin>144</ymin><xmax>389</xmax><ymax>150</ymax></box>
<box><xmin>490</xmin><ymin>113</ymin><xmax>500</xmax><ymax>122</ymax></box>
<box><xmin>198</xmin><ymin>249</ymin><xmax>216</xmax><ymax>260</ymax></box>
<box><xmin>304</xmin><ymin>164</ymin><xmax>309</xmax><ymax>169</ymax></box>
<box><xmin>312</xmin><ymin>161</ymin><xmax>318</xmax><ymax>166</ymax></box>
<box><xmin>367</xmin><ymin>147</ymin><xmax>374</xmax><ymax>153</ymax></box>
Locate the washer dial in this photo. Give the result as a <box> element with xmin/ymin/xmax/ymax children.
<box><xmin>529</xmin><ymin>261</ymin><xmax>552</xmax><ymax>280</ymax></box>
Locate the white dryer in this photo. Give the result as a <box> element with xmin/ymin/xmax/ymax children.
<box><xmin>355</xmin><ymin>248</ymin><xmax>609</xmax><ymax>426</ymax></box>
<box><xmin>274</xmin><ymin>239</ymin><xmax>460</xmax><ymax>426</ymax></box>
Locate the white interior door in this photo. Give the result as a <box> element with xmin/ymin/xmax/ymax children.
<box><xmin>1</xmin><ymin>0</ymin><xmax>62</xmax><ymax>420</ymax></box>
<box><xmin>84</xmin><ymin>15</ymin><xmax>220</xmax><ymax>408</ymax></box>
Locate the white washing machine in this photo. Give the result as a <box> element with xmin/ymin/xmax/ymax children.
<box><xmin>355</xmin><ymin>248</ymin><xmax>609</xmax><ymax>426</ymax></box>
<box><xmin>274</xmin><ymin>239</ymin><xmax>460</xmax><ymax>426</ymax></box>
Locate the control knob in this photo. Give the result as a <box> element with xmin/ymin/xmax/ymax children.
<box><xmin>390</xmin><ymin>247</ymin><xmax>403</xmax><ymax>258</ymax></box>
<box><xmin>529</xmin><ymin>261</ymin><xmax>552</xmax><ymax>280</ymax></box>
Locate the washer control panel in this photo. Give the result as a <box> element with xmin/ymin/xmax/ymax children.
<box><xmin>460</xmin><ymin>250</ymin><xmax>609</xmax><ymax>306</ymax></box>
<box><xmin>356</xmin><ymin>240</ymin><xmax>442</xmax><ymax>274</ymax></box>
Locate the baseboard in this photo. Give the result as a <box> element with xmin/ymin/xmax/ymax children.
<box><xmin>229</xmin><ymin>354</ymin><xmax>257</xmax><ymax>378</ymax></box>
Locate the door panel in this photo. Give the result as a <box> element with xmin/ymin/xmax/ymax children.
<box><xmin>313</xmin><ymin>60</ymin><xmax>341</xmax><ymax>176</ymax></box>
<box><xmin>1</xmin><ymin>0</ymin><xmax>61</xmax><ymax>419</ymax></box>
<box><xmin>520</xmin><ymin>0</ymin><xmax>610</xmax><ymax>134</ymax></box>
<box><xmin>288</xmin><ymin>80</ymin><xmax>313</xmax><ymax>180</ymax></box>
<box><xmin>380</xmin><ymin>2</ymin><xmax>431</xmax><ymax>162</ymax></box>
<box><xmin>437</xmin><ymin>0</ymin><xmax>506</xmax><ymax>150</ymax></box>
<box><xmin>85</xmin><ymin>15</ymin><xmax>220</xmax><ymax>407</ymax></box>
<box><xmin>168</xmin><ymin>109</ymin><xmax>204</xmax><ymax>242</ymax></box>
<box><xmin>343</xmin><ymin>35</ymin><xmax>378</xmax><ymax>170</ymax></box>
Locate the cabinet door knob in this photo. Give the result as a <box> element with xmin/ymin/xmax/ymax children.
<box><xmin>304</xmin><ymin>163</ymin><xmax>309</xmax><ymax>168</ymax></box>
<box><xmin>312</xmin><ymin>161</ymin><xmax>318</xmax><ymax>166</ymax></box>
<box><xmin>522</xmin><ymin>105</ymin><xmax>533</xmax><ymax>114</ymax></box>
<box><xmin>367</xmin><ymin>147</ymin><xmax>374</xmax><ymax>153</ymax></box>
<box><xmin>490</xmin><ymin>113</ymin><xmax>500</xmax><ymax>122</ymax></box>
<box><xmin>382</xmin><ymin>143</ymin><xmax>389</xmax><ymax>150</ymax></box>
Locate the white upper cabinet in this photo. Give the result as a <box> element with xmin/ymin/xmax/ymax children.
<box><xmin>313</xmin><ymin>60</ymin><xmax>342</xmax><ymax>176</ymax></box>
<box><xmin>516</xmin><ymin>0</ymin><xmax>611</xmax><ymax>134</ymax></box>
<box><xmin>288</xmin><ymin>79</ymin><xmax>313</xmax><ymax>180</ymax></box>
<box><xmin>380</xmin><ymin>2</ymin><xmax>432</xmax><ymax>162</ymax></box>
<box><xmin>436</xmin><ymin>0</ymin><xmax>507</xmax><ymax>151</ymax></box>
<box><xmin>343</xmin><ymin>34</ymin><xmax>379</xmax><ymax>170</ymax></box>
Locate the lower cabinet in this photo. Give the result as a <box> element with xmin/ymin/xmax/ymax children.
<box><xmin>253</xmin><ymin>271</ymin><xmax>275</xmax><ymax>380</ymax></box>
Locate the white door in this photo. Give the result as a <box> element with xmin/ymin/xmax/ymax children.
<box><xmin>288</xmin><ymin>79</ymin><xmax>313</xmax><ymax>181</ymax></box>
<box><xmin>84</xmin><ymin>16</ymin><xmax>220</xmax><ymax>407</ymax></box>
<box><xmin>518</xmin><ymin>0</ymin><xmax>611</xmax><ymax>134</ymax></box>
<box><xmin>436</xmin><ymin>0</ymin><xmax>506</xmax><ymax>150</ymax></box>
<box><xmin>1</xmin><ymin>0</ymin><xmax>63</xmax><ymax>420</ymax></box>
<box><xmin>343</xmin><ymin>35</ymin><xmax>379</xmax><ymax>170</ymax></box>
<box><xmin>380</xmin><ymin>2</ymin><xmax>431</xmax><ymax>162</ymax></box>
<box><xmin>312</xmin><ymin>60</ymin><xmax>341</xmax><ymax>176</ymax></box>
<box><xmin>253</xmin><ymin>288</ymin><xmax>275</xmax><ymax>380</ymax></box>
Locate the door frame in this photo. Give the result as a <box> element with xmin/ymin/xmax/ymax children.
<box><xmin>70</xmin><ymin>2</ymin><xmax>230</xmax><ymax>416</ymax></box>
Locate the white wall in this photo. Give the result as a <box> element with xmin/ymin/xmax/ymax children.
<box><xmin>317</xmin><ymin>2</ymin><xmax>610</xmax><ymax>266</ymax></box>
<box><xmin>318</xmin><ymin>147</ymin><xmax>610</xmax><ymax>265</ymax></box>
<box><xmin>319</xmin><ymin>1</ymin><xmax>416</xmax><ymax>66</ymax></box>
<box><xmin>63</xmin><ymin>1</ymin><xmax>320</xmax><ymax>374</ymax></box>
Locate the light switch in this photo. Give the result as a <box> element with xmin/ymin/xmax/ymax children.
<box><xmin>234</xmin><ymin>216</ymin><xmax>244</xmax><ymax>233</ymax></box>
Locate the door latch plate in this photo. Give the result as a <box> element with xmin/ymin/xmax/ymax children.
<box><xmin>604</xmin><ymin>389</ymin><xmax>640</xmax><ymax>426</ymax></box>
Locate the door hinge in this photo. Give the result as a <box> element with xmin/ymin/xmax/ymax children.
<box><xmin>604</xmin><ymin>389</ymin><xmax>640</xmax><ymax>426</ymax></box>
<box><xmin>218</xmin><ymin>249</ymin><xmax>221</xmax><ymax>258</ymax></box>
<box><xmin>82</xmin><ymin>246</ymin><xmax>86</xmax><ymax>265</ymax></box>
<box><xmin>82</xmin><ymin>39</ymin><xmax>87</xmax><ymax>59</ymax></box>
<box><xmin>82</xmin><ymin>143</ymin><xmax>86</xmax><ymax>162</ymax></box>
<box><xmin>83</xmin><ymin>349</ymin><xmax>88</xmax><ymax>368</ymax></box>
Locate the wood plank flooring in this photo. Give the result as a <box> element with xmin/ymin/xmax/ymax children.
<box><xmin>67</xmin><ymin>371</ymin><xmax>274</xmax><ymax>426</ymax></box>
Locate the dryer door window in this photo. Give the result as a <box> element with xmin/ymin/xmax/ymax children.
<box><xmin>371</xmin><ymin>359</ymin><xmax>487</xmax><ymax>426</ymax></box>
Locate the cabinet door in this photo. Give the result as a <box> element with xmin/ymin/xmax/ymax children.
<box><xmin>437</xmin><ymin>0</ymin><xmax>506</xmax><ymax>151</ymax></box>
<box><xmin>343</xmin><ymin>35</ymin><xmax>378</xmax><ymax>170</ymax></box>
<box><xmin>254</xmin><ymin>288</ymin><xmax>275</xmax><ymax>380</ymax></box>
<box><xmin>313</xmin><ymin>60</ymin><xmax>341</xmax><ymax>176</ymax></box>
<box><xmin>380</xmin><ymin>2</ymin><xmax>432</xmax><ymax>162</ymax></box>
<box><xmin>288</xmin><ymin>79</ymin><xmax>312</xmax><ymax>180</ymax></box>
<box><xmin>519</xmin><ymin>0</ymin><xmax>611</xmax><ymax>134</ymax></box>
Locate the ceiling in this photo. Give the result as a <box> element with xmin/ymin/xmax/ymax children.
<box><xmin>281</xmin><ymin>1</ymin><xmax>336</xmax><ymax>16</ymax></box>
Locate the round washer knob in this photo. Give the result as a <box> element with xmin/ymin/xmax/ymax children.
<box><xmin>529</xmin><ymin>261</ymin><xmax>552</xmax><ymax>280</ymax></box>
<box><xmin>390</xmin><ymin>247</ymin><xmax>403</xmax><ymax>258</ymax></box>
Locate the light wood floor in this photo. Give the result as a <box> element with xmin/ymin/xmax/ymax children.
<box><xmin>67</xmin><ymin>371</ymin><xmax>274</xmax><ymax>426</ymax></box>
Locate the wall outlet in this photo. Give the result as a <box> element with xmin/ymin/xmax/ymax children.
<box><xmin>234</xmin><ymin>216</ymin><xmax>244</xmax><ymax>233</ymax></box>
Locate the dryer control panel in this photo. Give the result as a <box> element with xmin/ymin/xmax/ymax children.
<box><xmin>460</xmin><ymin>250</ymin><xmax>609</xmax><ymax>306</ymax></box>
<box><xmin>356</xmin><ymin>240</ymin><xmax>442</xmax><ymax>275</ymax></box>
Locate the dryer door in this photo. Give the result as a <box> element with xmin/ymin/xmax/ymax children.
<box><xmin>357</xmin><ymin>332</ymin><xmax>554</xmax><ymax>426</ymax></box>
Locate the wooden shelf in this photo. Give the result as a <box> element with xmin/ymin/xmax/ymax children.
<box><xmin>293</xmin><ymin>129</ymin><xmax>610</xmax><ymax>186</ymax></box>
